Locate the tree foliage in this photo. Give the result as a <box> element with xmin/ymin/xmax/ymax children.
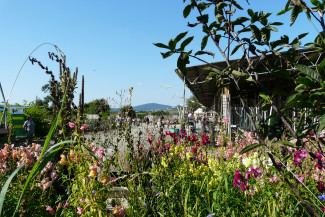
<box><xmin>84</xmin><ymin>98</ymin><xmax>110</xmax><ymax>115</ymax></box>
<box><xmin>186</xmin><ymin>95</ymin><xmax>202</xmax><ymax>111</ymax></box>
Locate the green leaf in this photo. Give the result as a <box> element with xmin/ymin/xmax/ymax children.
<box><xmin>259</xmin><ymin>93</ymin><xmax>270</xmax><ymax>102</ymax></box>
<box><xmin>177</xmin><ymin>52</ymin><xmax>191</xmax><ymax>75</ymax></box>
<box><xmin>290</xmin><ymin>5</ymin><xmax>302</xmax><ymax>26</ymax></box>
<box><xmin>232</xmin><ymin>17</ymin><xmax>250</xmax><ymax>25</ymax></box>
<box><xmin>0</xmin><ymin>165</ymin><xmax>24</xmax><ymax>216</ymax></box>
<box><xmin>232</xmin><ymin>70</ymin><xmax>247</xmax><ymax>77</ymax></box>
<box><xmin>231</xmin><ymin>44</ymin><xmax>241</xmax><ymax>56</ymax></box>
<box><xmin>203</xmin><ymin>67</ymin><xmax>221</xmax><ymax>74</ymax></box>
<box><xmin>161</xmin><ymin>51</ymin><xmax>174</xmax><ymax>59</ymax></box>
<box><xmin>195</xmin><ymin>51</ymin><xmax>215</xmax><ymax>57</ymax></box>
<box><xmin>250</xmin><ymin>25</ymin><xmax>262</xmax><ymax>42</ymax></box>
<box><xmin>247</xmin><ymin>9</ymin><xmax>255</xmax><ymax>18</ymax></box>
<box><xmin>272</xmin><ymin>140</ymin><xmax>296</xmax><ymax>148</ymax></box>
<box><xmin>175</xmin><ymin>31</ymin><xmax>188</xmax><ymax>43</ymax></box>
<box><xmin>295</xmin><ymin>77</ymin><xmax>313</xmax><ymax>87</ymax></box>
<box><xmin>286</xmin><ymin>90</ymin><xmax>302</xmax><ymax>105</ymax></box>
<box><xmin>277</xmin><ymin>7</ymin><xmax>293</xmax><ymax>16</ymax></box>
<box><xmin>232</xmin><ymin>0</ymin><xmax>243</xmax><ymax>10</ymax></box>
<box><xmin>201</xmin><ymin>35</ymin><xmax>209</xmax><ymax>50</ymax></box>
<box><xmin>296</xmin><ymin>64</ymin><xmax>321</xmax><ymax>81</ymax></box>
<box><xmin>153</xmin><ymin>43</ymin><xmax>169</xmax><ymax>49</ymax></box>
<box><xmin>31</xmin><ymin>146</ymin><xmax>65</xmax><ymax>180</ymax></box>
<box><xmin>168</xmin><ymin>39</ymin><xmax>176</xmax><ymax>50</ymax></box>
<box><xmin>45</xmin><ymin>140</ymin><xmax>73</xmax><ymax>154</ymax></box>
<box><xmin>310</xmin><ymin>91</ymin><xmax>325</xmax><ymax>102</ymax></box>
<box><xmin>180</xmin><ymin>36</ymin><xmax>194</xmax><ymax>50</ymax></box>
<box><xmin>318</xmin><ymin>114</ymin><xmax>325</xmax><ymax>133</ymax></box>
<box><xmin>298</xmin><ymin>32</ymin><xmax>308</xmax><ymax>39</ymax></box>
<box><xmin>270</xmin><ymin>22</ymin><xmax>283</xmax><ymax>26</ymax></box>
<box><xmin>240</xmin><ymin>143</ymin><xmax>266</xmax><ymax>155</ymax></box>
<box><xmin>261</xmin><ymin>28</ymin><xmax>271</xmax><ymax>43</ymax></box>
<box><xmin>183</xmin><ymin>4</ymin><xmax>192</xmax><ymax>18</ymax></box>
<box><xmin>217</xmin><ymin>2</ymin><xmax>228</xmax><ymax>10</ymax></box>
<box><xmin>268</xmin><ymin>26</ymin><xmax>278</xmax><ymax>32</ymax></box>
<box><xmin>246</xmin><ymin>76</ymin><xmax>254</xmax><ymax>82</ymax></box>
<box><xmin>197</xmin><ymin>14</ymin><xmax>209</xmax><ymax>23</ymax></box>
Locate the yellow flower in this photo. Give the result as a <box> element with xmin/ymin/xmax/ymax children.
<box><xmin>161</xmin><ymin>158</ymin><xmax>168</xmax><ymax>168</ymax></box>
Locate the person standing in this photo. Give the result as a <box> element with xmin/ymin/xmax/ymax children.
<box><xmin>23</xmin><ymin>116</ymin><xmax>35</xmax><ymax>145</ymax></box>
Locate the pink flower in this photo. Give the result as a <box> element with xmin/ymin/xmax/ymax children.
<box><xmin>32</xmin><ymin>143</ymin><xmax>41</xmax><ymax>151</ymax></box>
<box><xmin>96</xmin><ymin>148</ymin><xmax>105</xmax><ymax>159</ymax></box>
<box><xmin>63</xmin><ymin>200</ymin><xmax>69</xmax><ymax>208</ymax></box>
<box><xmin>38</xmin><ymin>177</ymin><xmax>52</xmax><ymax>191</ymax></box>
<box><xmin>80</xmin><ymin>124</ymin><xmax>88</xmax><ymax>131</ymax></box>
<box><xmin>88</xmin><ymin>166</ymin><xmax>98</xmax><ymax>178</ymax></box>
<box><xmin>222</xmin><ymin>117</ymin><xmax>229</xmax><ymax>124</ymax></box>
<box><xmin>269</xmin><ymin>175</ymin><xmax>278</xmax><ymax>183</ymax></box>
<box><xmin>51</xmin><ymin>170</ymin><xmax>58</xmax><ymax>180</ymax></box>
<box><xmin>69</xmin><ymin>122</ymin><xmax>76</xmax><ymax>129</ymax></box>
<box><xmin>77</xmin><ymin>207</ymin><xmax>85</xmax><ymax>215</ymax></box>
<box><xmin>59</xmin><ymin>155</ymin><xmax>68</xmax><ymax>165</ymax></box>
<box><xmin>70</xmin><ymin>150</ymin><xmax>76</xmax><ymax>162</ymax></box>
<box><xmin>112</xmin><ymin>205</ymin><xmax>126</xmax><ymax>216</ymax></box>
<box><xmin>45</xmin><ymin>205</ymin><xmax>55</xmax><ymax>215</ymax></box>
<box><xmin>57</xmin><ymin>202</ymin><xmax>62</xmax><ymax>210</ymax></box>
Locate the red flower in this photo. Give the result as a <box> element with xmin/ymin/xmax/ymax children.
<box><xmin>192</xmin><ymin>146</ymin><xmax>197</xmax><ymax>154</ymax></box>
<box><xmin>317</xmin><ymin>182</ymin><xmax>325</xmax><ymax>193</ymax></box>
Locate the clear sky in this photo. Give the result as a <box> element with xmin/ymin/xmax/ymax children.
<box><xmin>0</xmin><ymin>0</ymin><xmax>320</xmax><ymax>107</ymax></box>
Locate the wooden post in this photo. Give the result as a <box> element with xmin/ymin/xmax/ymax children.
<box><xmin>222</xmin><ymin>85</ymin><xmax>231</xmax><ymax>138</ymax></box>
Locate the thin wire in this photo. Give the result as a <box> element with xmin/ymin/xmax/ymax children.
<box><xmin>0</xmin><ymin>43</ymin><xmax>56</xmax><ymax>125</ymax></box>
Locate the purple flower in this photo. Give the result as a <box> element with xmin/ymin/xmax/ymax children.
<box><xmin>92</xmin><ymin>190</ymin><xmax>96</xmax><ymax>195</ymax></box>
<box><xmin>207</xmin><ymin>214</ymin><xmax>216</xmax><ymax>217</ymax></box>
<box><xmin>319</xmin><ymin>195</ymin><xmax>325</xmax><ymax>200</ymax></box>
<box><xmin>156</xmin><ymin>191</ymin><xmax>162</xmax><ymax>196</ymax></box>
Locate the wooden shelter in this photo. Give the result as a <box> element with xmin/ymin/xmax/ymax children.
<box><xmin>175</xmin><ymin>49</ymin><xmax>324</xmax><ymax>133</ymax></box>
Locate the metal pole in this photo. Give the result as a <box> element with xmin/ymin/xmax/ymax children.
<box><xmin>0</xmin><ymin>82</ymin><xmax>8</xmax><ymax>129</ymax></box>
<box><xmin>183</xmin><ymin>75</ymin><xmax>186</xmax><ymax>120</ymax></box>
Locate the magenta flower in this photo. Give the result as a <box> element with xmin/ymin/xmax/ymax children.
<box><xmin>240</xmin><ymin>181</ymin><xmax>249</xmax><ymax>191</ymax></box>
<box><xmin>317</xmin><ymin>182</ymin><xmax>325</xmax><ymax>193</ymax></box>
<box><xmin>233</xmin><ymin>170</ymin><xmax>243</xmax><ymax>187</ymax></box>
<box><xmin>245</xmin><ymin>171</ymin><xmax>250</xmax><ymax>179</ymax></box>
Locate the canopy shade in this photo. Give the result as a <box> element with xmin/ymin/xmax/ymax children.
<box><xmin>175</xmin><ymin>49</ymin><xmax>323</xmax><ymax>108</ymax></box>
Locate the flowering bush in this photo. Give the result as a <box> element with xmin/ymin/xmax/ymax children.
<box><xmin>1</xmin><ymin>118</ymin><xmax>325</xmax><ymax>216</ymax></box>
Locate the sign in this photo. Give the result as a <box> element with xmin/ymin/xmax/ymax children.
<box><xmin>10</xmin><ymin>107</ymin><xmax>26</xmax><ymax>137</ymax></box>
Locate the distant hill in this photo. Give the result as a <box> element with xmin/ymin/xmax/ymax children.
<box><xmin>134</xmin><ymin>103</ymin><xmax>172</xmax><ymax>111</ymax></box>
<box><xmin>111</xmin><ymin>103</ymin><xmax>174</xmax><ymax>112</ymax></box>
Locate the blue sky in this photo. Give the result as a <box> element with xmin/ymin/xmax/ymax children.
<box><xmin>0</xmin><ymin>0</ymin><xmax>320</xmax><ymax>107</ymax></box>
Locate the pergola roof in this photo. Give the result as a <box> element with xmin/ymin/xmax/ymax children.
<box><xmin>176</xmin><ymin>49</ymin><xmax>324</xmax><ymax>108</ymax></box>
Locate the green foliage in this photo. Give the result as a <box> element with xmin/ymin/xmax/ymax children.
<box><xmin>186</xmin><ymin>95</ymin><xmax>202</xmax><ymax>111</ymax></box>
<box><xmin>24</xmin><ymin>102</ymin><xmax>50</xmax><ymax>138</ymax></box>
<box><xmin>120</xmin><ymin>105</ymin><xmax>136</xmax><ymax>118</ymax></box>
<box><xmin>84</xmin><ymin>98</ymin><xmax>110</xmax><ymax>115</ymax></box>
